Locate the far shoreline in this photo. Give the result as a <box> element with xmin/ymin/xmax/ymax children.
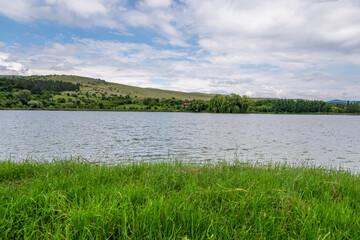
<box><xmin>1</xmin><ymin>107</ymin><xmax>360</xmax><ymax>116</ymax></box>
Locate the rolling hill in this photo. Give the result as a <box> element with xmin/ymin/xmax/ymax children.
<box><xmin>327</xmin><ymin>99</ymin><xmax>359</xmax><ymax>105</ymax></box>
<box><xmin>35</xmin><ymin>75</ymin><xmax>214</xmax><ymax>100</ymax></box>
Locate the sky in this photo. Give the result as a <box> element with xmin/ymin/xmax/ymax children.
<box><xmin>0</xmin><ymin>0</ymin><xmax>360</xmax><ymax>100</ymax></box>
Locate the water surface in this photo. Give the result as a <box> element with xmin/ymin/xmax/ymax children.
<box><xmin>1</xmin><ymin>110</ymin><xmax>359</xmax><ymax>169</ymax></box>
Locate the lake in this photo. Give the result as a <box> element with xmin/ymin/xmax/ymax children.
<box><xmin>1</xmin><ymin>110</ymin><xmax>359</xmax><ymax>170</ymax></box>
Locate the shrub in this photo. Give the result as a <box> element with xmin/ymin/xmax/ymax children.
<box><xmin>28</xmin><ymin>100</ymin><xmax>44</xmax><ymax>108</ymax></box>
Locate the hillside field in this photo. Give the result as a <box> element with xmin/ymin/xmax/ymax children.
<box><xmin>40</xmin><ymin>75</ymin><xmax>214</xmax><ymax>100</ymax></box>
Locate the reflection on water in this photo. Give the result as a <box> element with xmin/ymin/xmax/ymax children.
<box><xmin>0</xmin><ymin>110</ymin><xmax>359</xmax><ymax>169</ymax></box>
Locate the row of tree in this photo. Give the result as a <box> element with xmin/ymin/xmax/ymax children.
<box><xmin>249</xmin><ymin>98</ymin><xmax>360</xmax><ymax>114</ymax></box>
<box><xmin>271</xmin><ymin>99</ymin><xmax>327</xmax><ymax>113</ymax></box>
<box><xmin>0</xmin><ymin>76</ymin><xmax>80</xmax><ymax>93</ymax></box>
<box><xmin>0</xmin><ymin>77</ymin><xmax>359</xmax><ymax>113</ymax></box>
<box><xmin>189</xmin><ymin>94</ymin><xmax>251</xmax><ymax>113</ymax></box>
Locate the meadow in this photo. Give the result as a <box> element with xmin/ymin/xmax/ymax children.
<box><xmin>1</xmin><ymin>159</ymin><xmax>359</xmax><ymax>239</ymax></box>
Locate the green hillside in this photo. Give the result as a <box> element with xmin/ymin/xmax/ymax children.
<box><xmin>2</xmin><ymin>75</ymin><xmax>359</xmax><ymax>113</ymax></box>
<box><xmin>38</xmin><ymin>75</ymin><xmax>214</xmax><ymax>100</ymax></box>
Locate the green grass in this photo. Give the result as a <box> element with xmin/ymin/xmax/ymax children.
<box><xmin>1</xmin><ymin>160</ymin><xmax>359</xmax><ymax>239</ymax></box>
<box><xmin>43</xmin><ymin>75</ymin><xmax>214</xmax><ymax>100</ymax></box>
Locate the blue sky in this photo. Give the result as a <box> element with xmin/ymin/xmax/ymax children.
<box><xmin>0</xmin><ymin>0</ymin><xmax>360</xmax><ymax>100</ymax></box>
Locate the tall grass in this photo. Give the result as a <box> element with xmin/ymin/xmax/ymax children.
<box><xmin>1</xmin><ymin>160</ymin><xmax>359</xmax><ymax>239</ymax></box>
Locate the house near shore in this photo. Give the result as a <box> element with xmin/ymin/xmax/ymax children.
<box><xmin>181</xmin><ymin>102</ymin><xmax>191</xmax><ymax>107</ymax></box>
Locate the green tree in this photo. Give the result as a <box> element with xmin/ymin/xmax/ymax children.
<box><xmin>14</xmin><ymin>89</ymin><xmax>31</xmax><ymax>105</ymax></box>
<box><xmin>228</xmin><ymin>94</ymin><xmax>251</xmax><ymax>113</ymax></box>
<box><xmin>209</xmin><ymin>95</ymin><xmax>226</xmax><ymax>113</ymax></box>
<box><xmin>345</xmin><ymin>102</ymin><xmax>360</xmax><ymax>113</ymax></box>
<box><xmin>190</xmin><ymin>99</ymin><xmax>208</xmax><ymax>112</ymax></box>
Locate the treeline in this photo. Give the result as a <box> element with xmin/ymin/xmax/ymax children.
<box><xmin>187</xmin><ymin>94</ymin><xmax>251</xmax><ymax>113</ymax></box>
<box><xmin>0</xmin><ymin>77</ymin><xmax>359</xmax><ymax>114</ymax></box>
<box><xmin>94</xmin><ymin>94</ymin><xmax>251</xmax><ymax>113</ymax></box>
<box><xmin>250</xmin><ymin>99</ymin><xmax>360</xmax><ymax>114</ymax></box>
<box><xmin>0</xmin><ymin>76</ymin><xmax>80</xmax><ymax>93</ymax></box>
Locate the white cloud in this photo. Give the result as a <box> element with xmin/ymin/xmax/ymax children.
<box><xmin>143</xmin><ymin>0</ymin><xmax>172</xmax><ymax>8</ymax></box>
<box><xmin>2</xmin><ymin>35</ymin><xmax>360</xmax><ymax>100</ymax></box>
<box><xmin>187</xmin><ymin>0</ymin><xmax>360</xmax><ymax>63</ymax></box>
<box><xmin>0</xmin><ymin>0</ymin><xmax>360</xmax><ymax>100</ymax></box>
<box><xmin>0</xmin><ymin>0</ymin><xmax>117</xmax><ymax>28</ymax></box>
<box><xmin>63</xmin><ymin>0</ymin><xmax>107</xmax><ymax>18</ymax></box>
<box><xmin>0</xmin><ymin>53</ymin><xmax>31</xmax><ymax>74</ymax></box>
<box><xmin>50</xmin><ymin>62</ymin><xmax>74</xmax><ymax>71</ymax></box>
<box><xmin>0</xmin><ymin>0</ymin><xmax>36</xmax><ymax>22</ymax></box>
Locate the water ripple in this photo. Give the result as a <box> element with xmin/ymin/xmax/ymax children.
<box><xmin>0</xmin><ymin>111</ymin><xmax>359</xmax><ymax>170</ymax></box>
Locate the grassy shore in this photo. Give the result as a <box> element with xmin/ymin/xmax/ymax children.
<box><xmin>1</xmin><ymin>160</ymin><xmax>360</xmax><ymax>239</ymax></box>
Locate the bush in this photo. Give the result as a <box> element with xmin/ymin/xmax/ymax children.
<box><xmin>28</xmin><ymin>100</ymin><xmax>44</xmax><ymax>108</ymax></box>
<box><xmin>57</xmin><ymin>98</ymin><xmax>66</xmax><ymax>104</ymax></box>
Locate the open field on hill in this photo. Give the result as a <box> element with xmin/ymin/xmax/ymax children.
<box><xmin>41</xmin><ymin>75</ymin><xmax>214</xmax><ymax>100</ymax></box>
<box><xmin>1</xmin><ymin>160</ymin><xmax>359</xmax><ymax>239</ymax></box>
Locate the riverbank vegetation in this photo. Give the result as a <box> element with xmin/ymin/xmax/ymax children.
<box><xmin>1</xmin><ymin>75</ymin><xmax>359</xmax><ymax>114</ymax></box>
<box><xmin>1</xmin><ymin>160</ymin><xmax>359</xmax><ymax>239</ymax></box>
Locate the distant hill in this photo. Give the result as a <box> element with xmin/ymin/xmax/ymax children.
<box><xmin>327</xmin><ymin>99</ymin><xmax>359</xmax><ymax>105</ymax></box>
<box><xmin>32</xmin><ymin>75</ymin><xmax>215</xmax><ymax>100</ymax></box>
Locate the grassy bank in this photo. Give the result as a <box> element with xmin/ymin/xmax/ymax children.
<box><xmin>1</xmin><ymin>160</ymin><xmax>360</xmax><ymax>239</ymax></box>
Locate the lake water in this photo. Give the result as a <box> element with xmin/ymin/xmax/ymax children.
<box><xmin>1</xmin><ymin>110</ymin><xmax>359</xmax><ymax>170</ymax></box>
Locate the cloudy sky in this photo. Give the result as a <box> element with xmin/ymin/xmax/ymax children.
<box><xmin>0</xmin><ymin>0</ymin><xmax>360</xmax><ymax>100</ymax></box>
